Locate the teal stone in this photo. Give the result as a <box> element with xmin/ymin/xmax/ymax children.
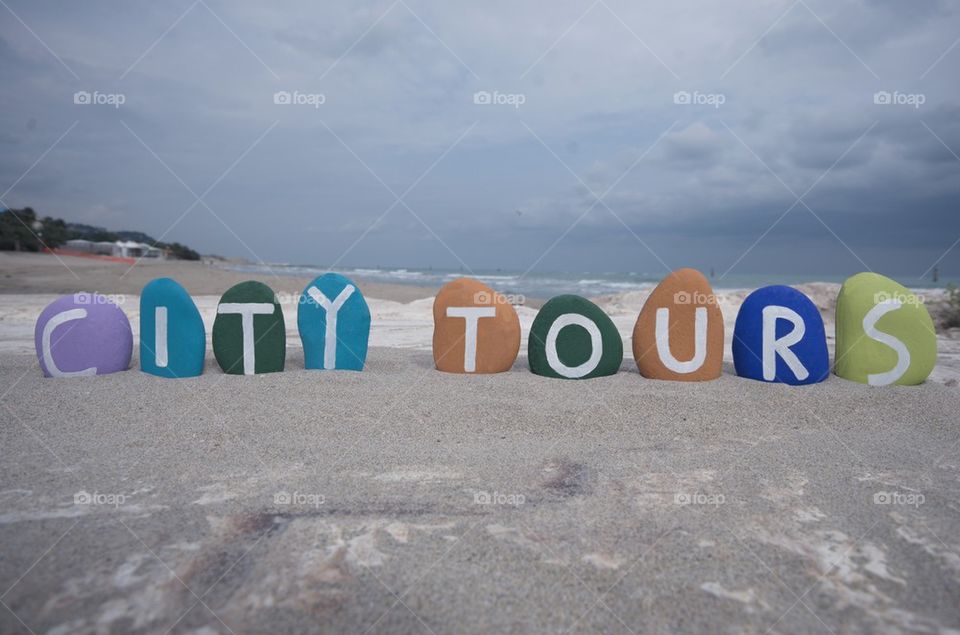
<box><xmin>140</xmin><ymin>278</ymin><xmax>205</xmax><ymax>378</ymax></box>
<box><xmin>297</xmin><ymin>273</ymin><xmax>370</xmax><ymax>371</ymax></box>
<box><xmin>528</xmin><ymin>294</ymin><xmax>623</xmax><ymax>379</ymax></box>
<box><xmin>212</xmin><ymin>281</ymin><xmax>285</xmax><ymax>375</ymax></box>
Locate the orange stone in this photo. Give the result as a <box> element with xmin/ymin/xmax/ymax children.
<box><xmin>433</xmin><ymin>277</ymin><xmax>521</xmax><ymax>373</ymax></box>
<box><xmin>633</xmin><ymin>268</ymin><xmax>724</xmax><ymax>381</ymax></box>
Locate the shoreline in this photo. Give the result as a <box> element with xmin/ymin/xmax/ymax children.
<box><xmin>0</xmin><ymin>251</ymin><xmax>438</xmax><ymax>302</ymax></box>
<box><xmin>6</xmin><ymin>252</ymin><xmax>950</xmax><ymax>299</ymax></box>
<box><xmin>2</xmin><ymin>252</ymin><xmax>958</xmax><ymax>385</ymax></box>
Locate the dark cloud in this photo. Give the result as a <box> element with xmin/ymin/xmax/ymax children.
<box><xmin>0</xmin><ymin>0</ymin><xmax>957</xmax><ymax>277</ymax></box>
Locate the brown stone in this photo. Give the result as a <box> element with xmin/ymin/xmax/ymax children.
<box><xmin>633</xmin><ymin>268</ymin><xmax>723</xmax><ymax>381</ymax></box>
<box><xmin>433</xmin><ymin>277</ymin><xmax>521</xmax><ymax>373</ymax></box>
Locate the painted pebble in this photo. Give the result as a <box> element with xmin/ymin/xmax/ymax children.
<box><xmin>298</xmin><ymin>273</ymin><xmax>370</xmax><ymax>371</ymax></box>
<box><xmin>633</xmin><ymin>268</ymin><xmax>723</xmax><ymax>381</ymax></box>
<box><xmin>140</xmin><ymin>278</ymin><xmax>205</xmax><ymax>378</ymax></box>
<box><xmin>834</xmin><ymin>272</ymin><xmax>936</xmax><ymax>386</ymax></box>
<box><xmin>433</xmin><ymin>277</ymin><xmax>520</xmax><ymax>373</ymax></box>
<box><xmin>34</xmin><ymin>292</ymin><xmax>132</xmax><ymax>377</ymax></box>
<box><xmin>733</xmin><ymin>285</ymin><xmax>829</xmax><ymax>385</ymax></box>
<box><xmin>528</xmin><ymin>294</ymin><xmax>622</xmax><ymax>379</ymax></box>
<box><xmin>212</xmin><ymin>281</ymin><xmax>285</xmax><ymax>375</ymax></box>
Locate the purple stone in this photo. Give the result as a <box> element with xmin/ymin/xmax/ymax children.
<box><xmin>34</xmin><ymin>293</ymin><xmax>133</xmax><ymax>377</ymax></box>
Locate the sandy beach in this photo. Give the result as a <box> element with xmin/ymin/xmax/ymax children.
<box><xmin>1</xmin><ymin>252</ymin><xmax>959</xmax><ymax>633</ymax></box>
<box><xmin>5</xmin><ymin>0</ymin><xmax>960</xmax><ymax>630</ymax></box>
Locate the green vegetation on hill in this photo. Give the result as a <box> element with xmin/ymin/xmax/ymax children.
<box><xmin>943</xmin><ymin>284</ymin><xmax>960</xmax><ymax>329</ymax></box>
<box><xmin>0</xmin><ymin>208</ymin><xmax>200</xmax><ymax>260</ymax></box>
<box><xmin>0</xmin><ymin>208</ymin><xmax>68</xmax><ymax>252</ymax></box>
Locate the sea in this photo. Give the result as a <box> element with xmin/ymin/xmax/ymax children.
<box><xmin>223</xmin><ymin>264</ymin><xmax>952</xmax><ymax>299</ymax></box>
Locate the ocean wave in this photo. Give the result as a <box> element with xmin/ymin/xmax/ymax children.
<box><xmin>600</xmin><ymin>282</ymin><xmax>654</xmax><ymax>289</ymax></box>
<box><xmin>476</xmin><ymin>275</ymin><xmax>519</xmax><ymax>281</ymax></box>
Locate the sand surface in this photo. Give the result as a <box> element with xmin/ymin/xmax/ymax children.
<box><xmin>1</xmin><ymin>252</ymin><xmax>959</xmax><ymax>633</ymax></box>
<box><xmin>0</xmin><ymin>252</ymin><xmax>437</xmax><ymax>302</ymax></box>
<box><xmin>1</xmin><ymin>348</ymin><xmax>959</xmax><ymax>634</ymax></box>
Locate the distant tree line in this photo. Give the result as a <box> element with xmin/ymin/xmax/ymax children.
<box><xmin>0</xmin><ymin>208</ymin><xmax>68</xmax><ymax>252</ymax></box>
<box><xmin>0</xmin><ymin>207</ymin><xmax>200</xmax><ymax>260</ymax></box>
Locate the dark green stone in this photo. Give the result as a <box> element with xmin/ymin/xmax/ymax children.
<box><xmin>528</xmin><ymin>294</ymin><xmax>622</xmax><ymax>379</ymax></box>
<box><xmin>212</xmin><ymin>281</ymin><xmax>285</xmax><ymax>375</ymax></box>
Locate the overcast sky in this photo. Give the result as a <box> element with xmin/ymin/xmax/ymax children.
<box><xmin>1</xmin><ymin>0</ymin><xmax>958</xmax><ymax>278</ymax></box>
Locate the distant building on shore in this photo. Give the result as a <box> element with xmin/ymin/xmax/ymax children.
<box><xmin>64</xmin><ymin>239</ymin><xmax>167</xmax><ymax>259</ymax></box>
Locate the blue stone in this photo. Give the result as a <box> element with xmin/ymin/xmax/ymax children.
<box><xmin>733</xmin><ymin>285</ymin><xmax>829</xmax><ymax>385</ymax></box>
<box><xmin>140</xmin><ymin>278</ymin><xmax>205</xmax><ymax>378</ymax></box>
<box><xmin>297</xmin><ymin>273</ymin><xmax>370</xmax><ymax>371</ymax></box>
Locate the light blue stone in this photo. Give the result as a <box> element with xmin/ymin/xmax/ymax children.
<box><xmin>140</xmin><ymin>278</ymin><xmax>205</xmax><ymax>378</ymax></box>
<box><xmin>732</xmin><ymin>285</ymin><xmax>829</xmax><ymax>385</ymax></box>
<box><xmin>297</xmin><ymin>273</ymin><xmax>370</xmax><ymax>371</ymax></box>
